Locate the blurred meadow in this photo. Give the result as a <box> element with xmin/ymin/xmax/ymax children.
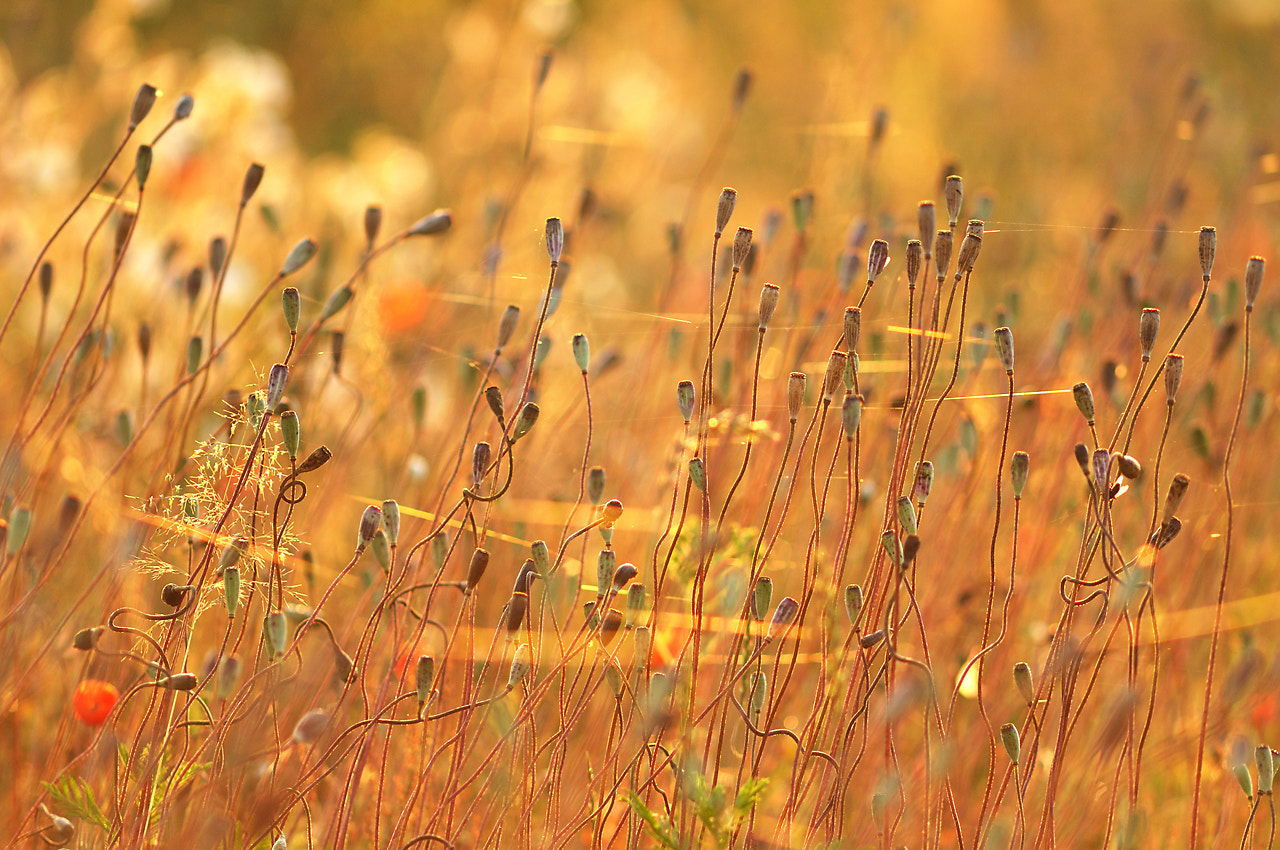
<box><xmin>2</xmin><ymin>0</ymin><xmax>1280</xmax><ymax>847</ymax></box>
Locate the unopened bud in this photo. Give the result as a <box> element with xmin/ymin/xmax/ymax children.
<box><xmin>1258</xmin><ymin>745</ymin><xmax>1275</xmax><ymax>795</ymax></box>
<box><xmin>844</xmin><ymin>584</ymin><xmax>864</xmax><ymax>627</ymax></box>
<box><xmin>1074</xmin><ymin>442</ymin><xmax>1091</xmax><ymax>478</ymax></box>
<box><xmin>292</xmin><ymin>708</ymin><xmax>330</xmax><ymax>744</ymax></box>
<box><xmin>73</xmin><ymin>626</ymin><xmax>104</xmax><ymax>651</ymax></box>
<box><xmin>587</xmin><ymin>466</ymin><xmax>606</xmax><ymax>504</ymax></box>
<box><xmin>677</xmin><ymin>380</ymin><xmax>696</xmax><ymax>423</ymax></box>
<box><xmin>357</xmin><ymin>504</ymin><xmax>383</xmax><ymax>550</ymax></box>
<box><xmin>224</xmin><ymin>566</ymin><xmax>241</xmax><ymax>617</ymax></box>
<box><xmin>320</xmin><ymin>285</ymin><xmax>353</xmax><ymax>322</ymax></box>
<box><xmin>626</xmin><ymin>583</ymin><xmax>646</xmax><ymax>626</ymax></box>
<box><xmin>241</xmin><ymin>162</ymin><xmax>265</xmax><ymax>206</ymax></box>
<box><xmin>408</xmin><ymin>209</ymin><xmax>452</xmax><ymax>237</ymax></box>
<box><xmin>511</xmin><ymin>403</ymin><xmax>539</xmax><ymax>442</ymax></box>
<box><xmin>1117</xmin><ymin>454</ymin><xmax>1142</xmax><ymax>480</ymax></box>
<box><xmin>1091</xmin><ymin>449</ymin><xmax>1112</xmax><ymax>495</ymax></box>
<box><xmin>913</xmin><ymin>461</ymin><xmax>934</xmax><ymax>504</ymax></box>
<box><xmin>1000</xmin><ymin>723</ymin><xmax>1021</xmax><ymax>764</ymax></box>
<box><xmin>158</xmin><ymin>672</ymin><xmax>199</xmax><ymax>691</ymax></box>
<box><xmin>264</xmin><ymin>612</ymin><xmax>287</xmax><ymax>656</ymax></box>
<box><xmin>572</xmin><ymin>333</ymin><xmax>590</xmax><ymax>372</ymax></box>
<box><xmin>471</xmin><ymin>441</ymin><xmax>491</xmax><ymax>489</ymax></box>
<box><xmin>599</xmin><ymin>610</ymin><xmax>624</xmax><ymax>647</ymax></box>
<box><xmin>416</xmin><ymin>656</ymin><xmax>435</xmax><ymax>705</ymax></box>
<box><xmin>749</xmin><ymin>671</ymin><xmax>768</xmax><ymax>718</ymax></box>
<box><xmin>281</xmin><ymin>238</ymin><xmax>318</xmax><ymax>276</ymax></box>
<box><xmin>129</xmin><ymin>83</ymin><xmax>157</xmax><ymax>130</ymax></box>
<box><xmin>370</xmin><ymin>530</ymin><xmax>391</xmax><ymax>571</ymax></box>
<box><xmin>602</xmin><ymin>499</ymin><xmax>624</xmax><ymax>522</ymax></box>
<box><xmin>363</xmin><ymin>205</ymin><xmax>382</xmax><ymax>244</ymax></box>
<box><xmin>497</xmin><ymin>305</ymin><xmax>520</xmax><ymax>350</ymax></box>
<box><xmin>503</xmin><ymin>592</ymin><xmax>528</xmax><ymax>637</ymax></box>
<box><xmin>688</xmin><ymin>457</ymin><xmax>707</xmax><ymax>491</ymax></box>
<box><xmin>1235</xmin><ymin>761</ymin><xmax>1254</xmax><ymax>801</ymax></box>
<box><xmin>612</xmin><ymin>562</ymin><xmax>638</xmax><ymax>592</ymax></box>
<box><xmin>752</xmin><ymin>576</ymin><xmax>773</xmax><ymax>621</ymax></box>
<box><xmin>1163</xmin><ymin>473</ymin><xmax>1190</xmax><ymax>524</ymax></box>
<box><xmin>282</xmin><ymin>287</ymin><xmax>301</xmax><ymax>334</ymax></box>
<box><xmin>174</xmin><ymin>93</ymin><xmax>195</xmax><ymax>120</ymax></box>
<box><xmin>135</xmin><ymin>145</ymin><xmax>153</xmax><ymax>191</ymax></box>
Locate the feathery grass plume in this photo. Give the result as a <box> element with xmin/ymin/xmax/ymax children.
<box><xmin>174</xmin><ymin>93</ymin><xmax>194</xmax><ymax>120</ymax></box>
<box><xmin>409</xmin><ymin>209</ymin><xmax>452</xmax><ymax>237</ymax></box>
<box><xmin>265</xmin><ymin>363</ymin><xmax>289</xmax><ymax>409</ymax></box>
<box><xmin>716</xmin><ymin>188</ymin><xmax>737</xmax><ymax>238</ymax></box>
<box><xmin>1257</xmin><ymin>746</ymin><xmax>1274</xmax><ymax>794</ymax></box>
<box><xmin>416</xmin><ymin>656</ymin><xmax>435</xmax><ymax>707</ymax></box>
<box><xmin>587</xmin><ymin>467</ymin><xmax>606</xmax><ymax>504</ymax></box>
<box><xmin>867</xmin><ymin>239</ymin><xmax>890</xmax><ymax>284</ymax></box>
<box><xmin>1198</xmin><ymin>226</ymin><xmax>1216</xmax><ymax>280</ymax></box>
<box><xmin>135</xmin><ymin>145</ymin><xmax>153</xmax><ymax>190</ymax></box>
<box><xmin>1245</xmin><ymin>256</ymin><xmax>1265</xmax><ymax>310</ymax></box>
<box><xmin>1163</xmin><ymin>353</ymin><xmax>1184</xmax><ymax>405</ymax></box>
<box><xmin>913</xmin><ymin>461</ymin><xmax>934</xmax><ymax>504</ymax></box>
<box><xmin>1116</xmin><ymin>454</ymin><xmax>1142</xmax><ymax>479</ymax></box>
<box><xmin>677</xmin><ymin>380</ymin><xmax>696</xmax><ymax>423</ymax></box>
<box><xmin>860</xmin><ymin>630</ymin><xmax>885</xmax><ymax>649</ymax></box>
<box><xmin>503</xmin><ymin>592</ymin><xmax>528</xmax><ymax>638</ymax></box>
<box><xmin>471</xmin><ymin>442</ymin><xmax>491</xmax><ymax>490</ymax></box>
<box><xmin>357</xmin><ymin>504</ymin><xmax>384</xmax><ymax>552</ymax></box>
<box><xmin>842</xmin><ymin>392</ymin><xmax>863</xmax><ymax>440</ymax></box>
<box><xmin>1163</xmin><ymin>473</ymin><xmax>1190</xmax><ymax>523</ymax></box>
<box><xmin>572</xmin><ymin>333</ymin><xmax>590</xmax><ymax>372</ymax></box>
<box><xmin>944</xmin><ymin>175</ymin><xmax>963</xmax><ymax>228</ymax></box>
<box><xmin>823</xmin><ymin>351</ymin><xmax>848</xmax><ymax>402</ymax></box>
<box><xmin>688</xmin><ymin>457</ymin><xmax>707</xmax><ymax>491</ymax></box>
<box><xmin>993</xmin><ymin>326</ymin><xmax>1014</xmax><ymax>374</ymax></box>
<box><xmin>281</xmin><ymin>287</ymin><xmax>301</xmax><ymax>334</ymax></box>
<box><xmin>241</xmin><ymin>162</ymin><xmax>265</xmax><ymax>206</ymax></box>
<box><xmin>507</xmin><ymin>644</ymin><xmax>534</xmax><ymax>688</ymax></box>
<box><xmin>625</xmin><ymin>584</ymin><xmax>646</xmax><ymax>627</ymax></box>
<box><xmin>210</xmin><ymin>236</ymin><xmax>228</xmax><ymax>279</ymax></box>
<box><xmin>844</xmin><ymin>584</ymin><xmax>864</xmax><ymax>627</ymax></box>
<box><xmin>934</xmin><ymin>230</ymin><xmax>953</xmax><ymax>282</ymax></box>
<box><xmin>896</xmin><ymin>496</ymin><xmax>918</xmax><ymax>536</ymax></box>
<box><xmin>264</xmin><ymin>612</ymin><xmax>287</xmax><ymax>656</ymax></box>
<box><xmin>1139</xmin><ymin>308</ymin><xmax>1160</xmax><ymax>361</ymax></box>
<box><xmin>596</xmin><ymin>549</ymin><xmax>617</xmax><ymax>597</ymax></box>
<box><xmin>1072</xmin><ymin>382</ymin><xmax>1096</xmax><ymax>426</ymax></box>
<box><xmin>732</xmin><ymin>227</ymin><xmax>753</xmax><ymax>271</ymax></box>
<box><xmin>1013</xmin><ymin>661</ymin><xmax>1034</xmax><ymax>705</ymax></box>
<box><xmin>530</xmin><ymin>540</ymin><xmax>550</xmax><ymax>575</ymax></box>
<box><xmin>511</xmin><ymin>402</ymin><xmax>540</xmax><ymax>442</ymax></box>
<box><xmin>905</xmin><ymin>239</ymin><xmax>923</xmax><ymax>287</ymax></box>
<box><xmin>753</xmin><ymin>576</ymin><xmax>774</xmax><ymax>621</ymax></box>
<box><xmin>129</xmin><ymin>83</ymin><xmax>157</xmax><ymax>130</ymax></box>
<box><xmin>767</xmin><ymin>597</ymin><xmax>800</xmax><ymax>640</ymax></box>
<box><xmin>955</xmin><ymin>233</ymin><xmax>982</xmax><ymax>278</ymax></box>
<box><xmin>1000</xmin><ymin>723</ymin><xmax>1021</xmax><ymax>764</ymax></box>
<box><xmin>758</xmin><ymin>283</ymin><xmax>780</xmax><ymax>331</ymax></box>
<box><xmin>1091</xmin><ymin>449</ymin><xmax>1112</xmax><ymax>495</ymax></box>
<box><xmin>381</xmin><ymin>500</ymin><xmax>400</xmax><ymax>547</ymax></box>
<box><xmin>918</xmin><ymin>202</ymin><xmax>937</xmax><ymax>256</ymax></box>
<box><xmin>224</xmin><ymin>566</ymin><xmax>240</xmax><ymax>617</ymax></box>
<box><xmin>281</xmin><ymin>238</ymin><xmax>319</xmax><ymax>277</ymax></box>
<box><xmin>465</xmin><ymin>548</ymin><xmax>490</xmax><ymax>593</ymax></box>
<box><xmin>843</xmin><ymin>306</ymin><xmax>861</xmax><ymax>354</ymax></box>
<box><xmin>612</xmin><ymin>562</ymin><xmax>638</xmax><ymax>592</ymax></box>
<box><xmin>1010</xmin><ymin>451</ymin><xmax>1029</xmax><ymax>497</ymax></box>
<box><xmin>787</xmin><ymin>372</ymin><xmax>806</xmax><ymax>422</ymax></box>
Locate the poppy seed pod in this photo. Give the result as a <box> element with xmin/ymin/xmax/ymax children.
<box><xmin>611</xmin><ymin>562</ymin><xmax>638</xmax><ymax>592</ymax></box>
<box><xmin>1000</xmin><ymin>723</ymin><xmax>1021</xmax><ymax>764</ymax></box>
<box><xmin>1234</xmin><ymin>762</ymin><xmax>1253</xmax><ymax>801</ymax></box>
<box><xmin>716</xmin><ymin>188</ymin><xmax>737</xmax><ymax>238</ymax></box>
<box><xmin>918</xmin><ymin>202</ymin><xmax>936</xmax><ymax>255</ymax></box>
<box><xmin>860</xmin><ymin>630</ymin><xmax>885</xmax><ymax>649</ymax></box>
<box><xmin>867</xmin><ymin>239</ymin><xmax>890</xmax><ymax>282</ymax></box>
<box><xmin>1163</xmin><ymin>473</ymin><xmax>1190</xmax><ymax>524</ymax></box>
<box><xmin>595</xmin><ymin>550</ymin><xmax>615</xmax><ymax>595</ymax></box>
<box><xmin>787</xmin><ymin>372</ymin><xmax>807</xmax><ymax>422</ymax></box>
<box><xmin>732</xmin><ymin>227</ymin><xmax>753</xmax><ymax>272</ymax></box>
<box><xmin>1256</xmin><ymin>746</ymin><xmax>1274</xmax><ymax>795</ymax></box>
<box><xmin>896</xmin><ymin>496</ymin><xmax>917</xmax><ymax>536</ymax></box>
<box><xmin>381</xmin><ymin>500</ymin><xmax>400</xmax><ymax>547</ymax></box>
<box><xmin>842</xmin><ymin>392</ymin><xmax>862</xmax><ymax>441</ymax></box>
<box><xmin>223</xmin><ymin>566</ymin><xmax>241</xmax><ymax>618</ymax></box>
<box><xmin>372</xmin><ymin>534</ymin><xmax>391</xmax><ymax>574</ymax></box>
<box><xmin>906</xmin><ymin>239</ymin><xmax>923</xmax><ymax>287</ymax></box>
<box><xmin>993</xmin><ymin>327</ymin><xmax>1014</xmax><ymax>374</ymax></box>
<box><xmin>625</xmin><ymin>583</ymin><xmax>646</xmax><ymax>627</ymax></box>
<box><xmin>913</xmin><ymin>461</ymin><xmax>934</xmax><ymax>504</ymax></box>
<box><xmin>1245</xmin><ymin>256</ymin><xmax>1265</xmax><ymax>310</ymax></box>
<box><xmin>843</xmin><ymin>307</ymin><xmax>861</xmax><ymax>354</ymax></box>
<box><xmin>602</xmin><ymin>499</ymin><xmax>624</xmax><ymax>522</ymax></box>
<box><xmin>466</xmin><ymin>548</ymin><xmax>490</xmax><ymax>593</ymax></box>
<box><xmin>496</xmin><ymin>305</ymin><xmax>520</xmax><ymax>351</ymax></box>
<box><xmin>1091</xmin><ymin>449</ymin><xmax>1112</xmax><ymax>495</ymax></box>
<box><xmin>688</xmin><ymin>457</ymin><xmax>707</xmax><ymax>491</ymax></box>
<box><xmin>1164</xmin><ymin>354</ymin><xmax>1184</xmax><ymax>405</ymax></box>
<box><xmin>503</xmin><ymin>592</ymin><xmax>529</xmax><ymax>638</ymax></box>
<box><xmin>1198</xmin><ymin>226</ymin><xmax>1216</xmax><ymax>280</ymax></box>
<box><xmin>357</xmin><ymin>504</ymin><xmax>383</xmax><ymax>551</ymax></box>
<box><xmin>408</xmin><ymin>209</ymin><xmax>452</xmax><ymax>237</ymax></box>
<box><xmin>955</xmin><ymin>233</ymin><xmax>982</xmax><ymax>278</ymax></box>
<box><xmin>767</xmin><ymin>597</ymin><xmax>800</xmax><ymax>640</ymax></box>
<box><xmin>471</xmin><ymin>441</ymin><xmax>491</xmax><ymax>490</ymax></box>
<box><xmin>281</xmin><ymin>238</ymin><xmax>318</xmax><ymax>277</ymax></box>
<box><xmin>1074</xmin><ymin>442</ymin><xmax>1091</xmax><ymax>478</ymax></box>
<box><xmin>1139</xmin><ymin>308</ymin><xmax>1160</xmax><ymax>361</ymax></box>
<box><xmin>265</xmin><ymin>363</ymin><xmax>289</xmax><ymax>410</ymax></box>
<box><xmin>416</xmin><ymin>656</ymin><xmax>435</xmax><ymax>706</ymax></box>
<box><xmin>544</xmin><ymin>217</ymin><xmax>564</xmax><ymax>264</ymax></box>
<box><xmin>1013</xmin><ymin>661</ymin><xmax>1034</xmax><ymax>705</ymax></box>
<box><xmin>944</xmin><ymin>175</ymin><xmax>963</xmax><ymax>227</ymax></box>
<box><xmin>934</xmin><ymin>230</ymin><xmax>953</xmax><ymax>282</ymax></box>
<box><xmin>1010</xmin><ymin>451</ymin><xmax>1030</xmax><ymax>498</ymax></box>
<box><xmin>280</xmin><ymin>410</ymin><xmax>301</xmax><ymax>460</ymax></box>
<box><xmin>263</xmin><ymin>612</ymin><xmax>287</xmax><ymax>656</ymax></box>
<box><xmin>752</xmin><ymin>576</ymin><xmax>773</xmax><ymax>620</ymax></box>
<box><xmin>792</xmin><ymin>190</ymin><xmax>815</xmax><ymax>232</ymax></box>
<box><xmin>599</xmin><ymin>610</ymin><xmax>624</xmax><ymax>647</ymax></box>
<box><xmin>135</xmin><ymin>145</ymin><xmax>153</xmax><ymax>191</ymax></box>
<box><xmin>844</xmin><ymin>584</ymin><xmax>864</xmax><ymax>627</ymax></box>
<box><xmin>281</xmin><ymin>287</ymin><xmax>301</xmax><ymax>334</ymax></box>
<box><xmin>241</xmin><ymin>162</ymin><xmax>265</xmax><ymax>206</ymax></box>
<box><xmin>174</xmin><ymin>93</ymin><xmax>195</xmax><ymax>120</ymax></box>
<box><xmin>511</xmin><ymin>403</ymin><xmax>540</xmax><ymax>442</ymax></box>
<box><xmin>823</xmin><ymin>351</ymin><xmax>848</xmax><ymax>402</ymax></box>
<box><xmin>363</xmin><ymin>205</ymin><xmax>382</xmax><ymax>244</ymax></box>
<box><xmin>587</xmin><ymin>467</ymin><xmax>606</xmax><ymax>505</ymax></box>
<box><xmin>1117</xmin><ymin>454</ymin><xmax>1142</xmax><ymax>480</ymax></box>
<box><xmin>1072</xmin><ymin>382</ymin><xmax>1096</xmax><ymax>426</ymax></box>
<box><xmin>296</xmin><ymin>445</ymin><xmax>332</xmax><ymax>475</ymax></box>
<box><xmin>758</xmin><ymin>283</ymin><xmax>780</xmax><ymax>331</ymax></box>
<box><xmin>129</xmin><ymin>83</ymin><xmax>157</xmax><ymax>129</ymax></box>
<box><xmin>677</xmin><ymin>381</ymin><xmax>696</xmax><ymax>423</ymax></box>
<box><xmin>572</xmin><ymin>333</ymin><xmax>590</xmax><ymax>373</ymax></box>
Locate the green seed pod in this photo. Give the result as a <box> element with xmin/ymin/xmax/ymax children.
<box><xmin>224</xmin><ymin>566</ymin><xmax>240</xmax><ymax>618</ymax></box>
<box><xmin>1234</xmin><ymin>761</ymin><xmax>1254</xmax><ymax>801</ymax></box>
<box><xmin>114</xmin><ymin>409</ymin><xmax>134</xmax><ymax>446</ymax></box>
<box><xmin>1139</xmin><ymin>308</ymin><xmax>1160</xmax><ymax>362</ymax></box>
<box><xmin>280</xmin><ymin>410</ymin><xmax>301</xmax><ymax>460</ymax></box>
<box><xmin>508</xmin><ymin>644</ymin><xmax>534</xmax><ymax>688</ymax></box>
<box><xmin>158</xmin><ymin>672</ymin><xmax>199</xmax><ymax>691</ymax></box>
<box><xmin>416</xmin><ymin>655</ymin><xmax>435</xmax><ymax>706</ymax></box>
<box><xmin>408</xmin><ymin>209</ymin><xmax>452</xmax><ymax>236</ymax></box>
<box><xmin>370</xmin><ymin>530</ymin><xmax>391</xmax><ymax>572</ymax></box>
<box><xmin>896</xmin><ymin>496</ymin><xmax>917</xmax><ymax>536</ymax></box>
<box><xmin>431</xmin><ymin>533</ymin><xmax>449</xmax><ymax>570</ymax></box>
<box><xmin>677</xmin><ymin>381</ymin><xmax>696</xmax><ymax>423</ymax></box>
<box><xmin>1256</xmin><ymin>745</ymin><xmax>1274</xmax><ymax>795</ymax></box>
<box><xmin>263</xmin><ymin>612</ymin><xmax>287</xmax><ymax>656</ymax></box>
<box><xmin>842</xmin><ymin>392</ymin><xmax>862</xmax><ymax>441</ymax></box>
<box><xmin>1000</xmin><ymin>723</ymin><xmax>1021</xmax><ymax>764</ymax></box>
<box><xmin>281</xmin><ymin>238</ymin><xmax>318</xmax><ymax>277</ymax></box>
<box><xmin>511</xmin><ymin>403</ymin><xmax>540</xmax><ymax>442</ymax></box>
<box><xmin>634</xmin><ymin>625</ymin><xmax>651</xmax><ymax>660</ymax></box>
<box><xmin>6</xmin><ymin>505</ymin><xmax>32</xmax><ymax>555</ymax></box>
<box><xmin>752</xmin><ymin>576</ymin><xmax>774</xmax><ymax>621</ymax></box>
<box><xmin>281</xmin><ymin>287</ymin><xmax>301</xmax><ymax>334</ymax></box>
<box><xmin>791</xmin><ymin>189</ymin><xmax>814</xmax><ymax>233</ymax></box>
<box><xmin>265</xmin><ymin>363</ymin><xmax>289</xmax><ymax>410</ymax></box>
<box><xmin>530</xmin><ymin>540</ymin><xmax>550</xmax><ymax>575</ymax></box>
<box><xmin>880</xmin><ymin>529</ymin><xmax>902</xmax><ymax>566</ymax></box>
<box><xmin>587</xmin><ymin>467</ymin><xmax>606</xmax><ymax>505</ymax></box>
<box><xmin>1072</xmin><ymin>382</ymin><xmax>1095</xmax><ymax>426</ymax></box>
<box><xmin>381</xmin><ymin>500</ymin><xmax>400</xmax><ymax>547</ymax></box>
<box><xmin>749</xmin><ymin>671</ymin><xmax>768</xmax><ymax>719</ymax></box>
<box><xmin>688</xmin><ymin>457</ymin><xmax>706</xmax><ymax>491</ymax></box>
<box><xmin>466</xmin><ymin>548</ymin><xmax>490</xmax><ymax>593</ymax></box>
<box><xmin>1013</xmin><ymin>662</ymin><xmax>1034</xmax><ymax>706</ymax></box>
<box><xmin>73</xmin><ymin>626</ymin><xmax>104</xmax><ymax>651</ymax></box>
<box><xmin>572</xmin><ymin>333</ymin><xmax>590</xmax><ymax>373</ymax></box>
<box><xmin>993</xmin><ymin>326</ymin><xmax>1014</xmax><ymax>374</ymax></box>
<box><xmin>604</xmin><ymin>662</ymin><xmax>624</xmax><ymax>697</ymax></box>
<box><xmin>1010</xmin><ymin>451</ymin><xmax>1030</xmax><ymax>498</ymax></box>
<box><xmin>319</xmin><ymin>285</ymin><xmax>353</xmax><ymax>323</ymax></box>
<box><xmin>246</xmin><ymin>392</ymin><xmax>266</xmax><ymax>430</ymax></box>
<box><xmin>625</xmin><ymin>583</ymin><xmax>646</xmax><ymax>627</ymax></box>
<box><xmin>844</xmin><ymin>584</ymin><xmax>864</xmax><ymax>628</ymax></box>
<box><xmin>596</xmin><ymin>549</ymin><xmax>616</xmax><ymax>597</ymax></box>
<box><xmin>209</xmin><ymin>235</ymin><xmax>227</xmax><ymax>279</ymax></box>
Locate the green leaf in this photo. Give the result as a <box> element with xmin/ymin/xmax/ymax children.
<box><xmin>626</xmin><ymin>791</ymin><xmax>683</xmax><ymax>850</ymax></box>
<box><xmin>42</xmin><ymin>775</ymin><xmax>111</xmax><ymax>833</ymax></box>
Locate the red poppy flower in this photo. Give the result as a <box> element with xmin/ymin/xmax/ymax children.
<box><xmin>73</xmin><ymin>680</ymin><xmax>119</xmax><ymax>726</ymax></box>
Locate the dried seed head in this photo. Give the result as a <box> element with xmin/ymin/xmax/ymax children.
<box><xmin>466</xmin><ymin>548</ymin><xmax>490</xmax><ymax>593</ymax></box>
<box><xmin>1163</xmin><ymin>473</ymin><xmax>1190</xmax><ymax>524</ymax></box>
<box><xmin>787</xmin><ymin>372</ymin><xmax>807</xmax><ymax>422</ymax></box>
<box><xmin>867</xmin><ymin>239</ymin><xmax>890</xmax><ymax>282</ymax></box>
<box><xmin>364</xmin><ymin>205</ymin><xmax>382</xmax><ymax>245</ymax></box>
<box><xmin>966</xmin><ymin>219</ymin><xmax>985</xmax><ymax>239</ymax></box>
<box><xmin>1074</xmin><ymin>442</ymin><xmax>1091</xmax><ymax>478</ymax></box>
<box><xmin>844</xmin><ymin>584</ymin><xmax>864</xmax><ymax>627</ymax></box>
<box><xmin>1010</xmin><ymin>451</ymin><xmax>1030</xmax><ymax>498</ymax></box>
<box><xmin>265</xmin><ymin>363</ymin><xmax>289</xmax><ymax>410</ymax></box>
<box><xmin>1091</xmin><ymin>449</ymin><xmax>1112</xmax><ymax>495</ymax></box>
<box><xmin>409</xmin><ymin>209</ymin><xmax>452</xmax><ymax>237</ymax></box>
<box><xmin>944</xmin><ymin>175</ymin><xmax>963</xmax><ymax>227</ymax></box>
<box><xmin>241</xmin><ymin>162</ymin><xmax>265</xmax><ymax>206</ymax></box>
<box><xmin>587</xmin><ymin>466</ymin><xmax>606</xmax><ymax>505</ymax></box>
<box><xmin>572</xmin><ymin>333</ymin><xmax>590</xmax><ymax>372</ymax></box>
<box><xmin>752</xmin><ymin>576</ymin><xmax>773</xmax><ymax>620</ymax></box>
<box><xmin>296</xmin><ymin>445</ymin><xmax>332</xmax><ymax>475</ymax></box>
<box><xmin>918</xmin><ymin>202</ymin><xmax>936</xmax><ymax>254</ymax></box>
<box><xmin>471</xmin><ymin>442</ymin><xmax>491</xmax><ymax>490</ymax></box>
<box><xmin>497</xmin><ymin>304</ymin><xmax>520</xmax><ymax>350</ymax></box>
<box><xmin>1072</xmin><ymin>382</ymin><xmax>1096</xmax><ymax>426</ymax></box>
<box><xmin>906</xmin><ymin>239</ymin><xmax>923</xmax><ymax>287</ymax></box>
<box><xmin>281</xmin><ymin>238</ymin><xmax>318</xmax><ymax>277</ymax></box>
<box><xmin>842</xmin><ymin>392</ymin><xmax>863</xmax><ymax>441</ymax></box>
<box><xmin>416</xmin><ymin>656</ymin><xmax>435</xmax><ymax>705</ymax></box>
<box><xmin>716</xmin><ymin>188</ymin><xmax>737</xmax><ymax>238</ymax></box>
<box><xmin>511</xmin><ymin>403</ymin><xmax>540</xmax><ymax>442</ymax></box>
<box><xmin>860</xmin><ymin>630</ymin><xmax>885</xmax><ymax>649</ymax></box>
<box><xmin>130</xmin><ymin>83</ymin><xmax>157</xmax><ymax>130</ymax></box>
<box><xmin>1000</xmin><ymin>723</ymin><xmax>1021</xmax><ymax>764</ymax></box>
<box><xmin>1257</xmin><ymin>746</ymin><xmax>1275</xmax><ymax>795</ymax></box>
<box><xmin>1164</xmin><ymin>354</ymin><xmax>1184</xmax><ymax>405</ymax></box>
<box><xmin>281</xmin><ymin>287</ymin><xmax>301</xmax><ymax>334</ymax></box>
<box><xmin>174</xmin><ymin>93</ymin><xmax>195</xmax><ymax>120</ymax></box>
<box><xmin>508</xmin><ymin>644</ymin><xmax>534</xmax><ymax>688</ymax></box>
<box><xmin>993</xmin><ymin>326</ymin><xmax>1014</xmax><ymax>373</ymax></box>
<box><xmin>1117</xmin><ymin>454</ymin><xmax>1142</xmax><ymax>480</ymax></box>
<box><xmin>732</xmin><ymin>227</ymin><xmax>753</xmax><ymax>271</ymax></box>
<box><xmin>513</xmin><ymin>558</ymin><xmax>538</xmax><ymax>594</ymax></box>
<box><xmin>602</xmin><ymin>499</ymin><xmax>624</xmax><ymax>522</ymax></box>
<box><xmin>843</xmin><ymin>306</ymin><xmax>861</xmax><ymax>353</ymax></box>
<box><xmin>358</xmin><ymin>504</ymin><xmax>383</xmax><ymax>551</ymax></box>
<box><xmin>544</xmin><ymin>217</ymin><xmax>564</xmax><ymax>263</ymax></box>
<box><xmin>688</xmin><ymin>457</ymin><xmax>707</xmax><ymax>491</ymax></box>
<box><xmin>381</xmin><ymin>500</ymin><xmax>400</xmax><ymax>547</ymax></box>
<box><xmin>209</xmin><ymin>236</ymin><xmax>228</xmax><ymax>279</ymax></box>
<box><xmin>1198</xmin><ymin>226</ymin><xmax>1216</xmax><ymax>280</ymax></box>
<box><xmin>758</xmin><ymin>283</ymin><xmax>780</xmax><ymax>331</ymax></box>
<box><xmin>1153</xmin><ymin>515</ymin><xmax>1183</xmax><ymax>549</ymax></box>
<box><xmin>913</xmin><ymin>461</ymin><xmax>934</xmax><ymax>504</ymax></box>
<box><xmin>767</xmin><ymin>597</ymin><xmax>800</xmax><ymax>640</ymax></box>
<box><xmin>676</xmin><ymin>380</ymin><xmax>696</xmax><ymax>423</ymax></box>
<box><xmin>896</xmin><ymin>496</ymin><xmax>918</xmax><ymax>536</ymax></box>
<box><xmin>484</xmin><ymin>386</ymin><xmax>504</xmax><ymax>424</ymax></box>
<box><xmin>503</xmin><ymin>592</ymin><xmax>528</xmax><ymax>638</ymax></box>
<box><xmin>934</xmin><ymin>231</ymin><xmax>953</xmax><ymax>282</ymax></box>
<box><xmin>135</xmin><ymin>145</ymin><xmax>153</xmax><ymax>191</ymax></box>
<box><xmin>1245</xmin><ymin>256</ymin><xmax>1265</xmax><ymax>310</ymax></box>
<box><xmin>1013</xmin><ymin>662</ymin><xmax>1034</xmax><ymax>705</ymax></box>
<box><xmin>823</xmin><ymin>351</ymin><xmax>848</xmax><ymax>402</ymax></box>
<box><xmin>955</xmin><ymin>233</ymin><xmax>982</xmax><ymax>278</ymax></box>
<box><xmin>1139</xmin><ymin>308</ymin><xmax>1160</xmax><ymax>361</ymax></box>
